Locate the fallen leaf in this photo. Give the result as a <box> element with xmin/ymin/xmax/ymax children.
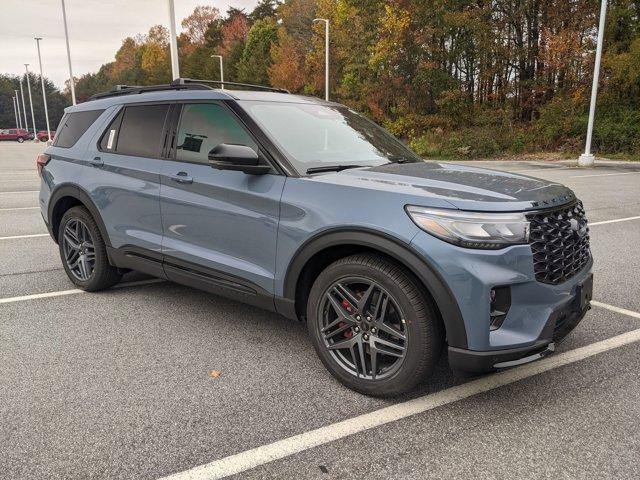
<box><xmin>210</xmin><ymin>370</ymin><xmax>222</xmax><ymax>378</ymax></box>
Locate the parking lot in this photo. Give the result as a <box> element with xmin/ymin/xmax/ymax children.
<box><xmin>1</xmin><ymin>141</ymin><xmax>639</xmax><ymax>479</ymax></box>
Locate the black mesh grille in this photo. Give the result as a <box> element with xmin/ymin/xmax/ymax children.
<box><xmin>527</xmin><ymin>201</ymin><xmax>591</xmax><ymax>285</ymax></box>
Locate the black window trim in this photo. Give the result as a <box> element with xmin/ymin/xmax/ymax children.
<box><xmin>164</xmin><ymin>99</ymin><xmax>284</xmax><ymax>175</ymax></box>
<box><xmin>96</xmin><ymin>101</ymin><xmax>172</xmax><ymax>159</ymax></box>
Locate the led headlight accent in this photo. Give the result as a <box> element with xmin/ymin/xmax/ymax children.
<box><xmin>406</xmin><ymin>206</ymin><xmax>530</xmax><ymax>249</ymax></box>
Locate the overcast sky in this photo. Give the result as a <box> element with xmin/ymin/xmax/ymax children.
<box><xmin>1</xmin><ymin>0</ymin><xmax>258</xmax><ymax>89</ymax></box>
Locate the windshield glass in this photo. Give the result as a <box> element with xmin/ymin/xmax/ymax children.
<box><xmin>241</xmin><ymin>101</ymin><xmax>421</xmax><ymax>174</ymax></box>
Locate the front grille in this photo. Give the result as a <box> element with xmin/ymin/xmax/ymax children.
<box><xmin>527</xmin><ymin>201</ymin><xmax>591</xmax><ymax>285</ymax></box>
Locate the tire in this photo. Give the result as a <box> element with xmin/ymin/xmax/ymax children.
<box><xmin>307</xmin><ymin>253</ymin><xmax>443</xmax><ymax>396</ymax></box>
<box><xmin>17</xmin><ymin>137</ymin><xmax>24</xmax><ymax>143</ymax></box>
<box><xmin>58</xmin><ymin>206</ymin><xmax>121</xmax><ymax>291</ymax></box>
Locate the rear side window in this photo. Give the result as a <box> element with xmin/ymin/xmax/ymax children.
<box><xmin>53</xmin><ymin>110</ymin><xmax>104</xmax><ymax>148</ymax></box>
<box><xmin>112</xmin><ymin>104</ymin><xmax>169</xmax><ymax>158</ymax></box>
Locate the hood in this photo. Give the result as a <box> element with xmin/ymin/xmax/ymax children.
<box><xmin>309</xmin><ymin>161</ymin><xmax>576</xmax><ymax>212</ymax></box>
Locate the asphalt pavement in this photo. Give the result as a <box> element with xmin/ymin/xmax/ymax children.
<box><xmin>1</xmin><ymin>142</ymin><xmax>639</xmax><ymax>479</ymax></box>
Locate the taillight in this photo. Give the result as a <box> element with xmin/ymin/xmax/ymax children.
<box><xmin>36</xmin><ymin>153</ymin><xmax>50</xmax><ymax>177</ymax></box>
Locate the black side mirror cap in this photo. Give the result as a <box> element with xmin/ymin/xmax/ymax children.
<box><xmin>208</xmin><ymin>143</ymin><xmax>271</xmax><ymax>175</ymax></box>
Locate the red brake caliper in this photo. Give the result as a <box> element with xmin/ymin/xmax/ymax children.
<box><xmin>341</xmin><ymin>299</ymin><xmax>354</xmax><ymax>338</ymax></box>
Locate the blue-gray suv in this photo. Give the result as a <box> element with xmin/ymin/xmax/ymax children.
<box><xmin>38</xmin><ymin>79</ymin><xmax>593</xmax><ymax>396</ymax></box>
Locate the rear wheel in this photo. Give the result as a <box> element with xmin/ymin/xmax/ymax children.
<box><xmin>307</xmin><ymin>254</ymin><xmax>442</xmax><ymax>396</ymax></box>
<box><xmin>17</xmin><ymin>137</ymin><xmax>24</xmax><ymax>143</ymax></box>
<box><xmin>58</xmin><ymin>206</ymin><xmax>121</xmax><ymax>291</ymax></box>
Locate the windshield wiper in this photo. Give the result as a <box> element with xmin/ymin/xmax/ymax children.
<box><xmin>306</xmin><ymin>164</ymin><xmax>363</xmax><ymax>174</ymax></box>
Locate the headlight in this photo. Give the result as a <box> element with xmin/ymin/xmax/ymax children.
<box><xmin>406</xmin><ymin>206</ymin><xmax>530</xmax><ymax>249</ymax></box>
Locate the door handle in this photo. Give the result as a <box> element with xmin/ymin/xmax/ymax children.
<box><xmin>170</xmin><ymin>171</ymin><xmax>193</xmax><ymax>184</ymax></box>
<box><xmin>88</xmin><ymin>156</ymin><xmax>103</xmax><ymax>167</ymax></box>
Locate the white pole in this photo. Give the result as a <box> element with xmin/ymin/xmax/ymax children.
<box><xmin>35</xmin><ymin>38</ymin><xmax>52</xmax><ymax>144</ymax></box>
<box><xmin>12</xmin><ymin>96</ymin><xmax>19</xmax><ymax>129</ymax></box>
<box><xmin>579</xmin><ymin>0</ymin><xmax>608</xmax><ymax>167</ymax></box>
<box><xmin>19</xmin><ymin>78</ymin><xmax>28</xmax><ymax>129</ymax></box>
<box><xmin>211</xmin><ymin>55</ymin><xmax>224</xmax><ymax>89</ymax></box>
<box><xmin>167</xmin><ymin>0</ymin><xmax>180</xmax><ymax>80</ymax></box>
<box><xmin>14</xmin><ymin>90</ymin><xmax>22</xmax><ymax>129</ymax></box>
<box><xmin>24</xmin><ymin>64</ymin><xmax>37</xmax><ymax>140</ymax></box>
<box><xmin>313</xmin><ymin>19</ymin><xmax>330</xmax><ymax>101</ymax></box>
<box><xmin>60</xmin><ymin>0</ymin><xmax>76</xmax><ymax>105</ymax></box>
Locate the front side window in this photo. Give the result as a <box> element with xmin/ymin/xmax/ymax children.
<box><xmin>175</xmin><ymin>103</ymin><xmax>257</xmax><ymax>164</ymax></box>
<box><xmin>115</xmin><ymin>104</ymin><xmax>170</xmax><ymax>158</ymax></box>
<box><xmin>53</xmin><ymin>109</ymin><xmax>104</xmax><ymax>148</ymax></box>
<box><xmin>241</xmin><ymin>101</ymin><xmax>421</xmax><ymax>174</ymax></box>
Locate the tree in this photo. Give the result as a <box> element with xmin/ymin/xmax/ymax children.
<box><xmin>238</xmin><ymin>17</ymin><xmax>279</xmax><ymax>84</ymax></box>
<box><xmin>181</xmin><ymin>5</ymin><xmax>221</xmax><ymax>45</ymax></box>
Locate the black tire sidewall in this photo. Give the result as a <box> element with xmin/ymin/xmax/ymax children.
<box><xmin>58</xmin><ymin>206</ymin><xmax>120</xmax><ymax>291</ymax></box>
<box><xmin>307</xmin><ymin>256</ymin><xmax>441</xmax><ymax>396</ymax></box>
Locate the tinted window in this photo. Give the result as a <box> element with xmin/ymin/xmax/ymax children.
<box><xmin>54</xmin><ymin>110</ymin><xmax>104</xmax><ymax>148</ymax></box>
<box><xmin>99</xmin><ymin>110</ymin><xmax>124</xmax><ymax>152</ymax></box>
<box><xmin>176</xmin><ymin>103</ymin><xmax>257</xmax><ymax>164</ymax></box>
<box><xmin>115</xmin><ymin>104</ymin><xmax>169</xmax><ymax>158</ymax></box>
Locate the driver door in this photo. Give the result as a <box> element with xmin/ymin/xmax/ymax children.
<box><xmin>159</xmin><ymin>102</ymin><xmax>285</xmax><ymax>304</ymax></box>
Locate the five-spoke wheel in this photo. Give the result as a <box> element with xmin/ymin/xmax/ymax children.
<box><xmin>61</xmin><ymin>218</ymin><xmax>96</xmax><ymax>281</ymax></box>
<box><xmin>308</xmin><ymin>254</ymin><xmax>442</xmax><ymax>396</ymax></box>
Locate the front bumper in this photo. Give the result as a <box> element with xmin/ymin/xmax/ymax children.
<box><xmin>409</xmin><ymin>230</ymin><xmax>594</xmax><ymax>373</ymax></box>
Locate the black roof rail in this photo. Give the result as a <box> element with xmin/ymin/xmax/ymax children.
<box><xmin>88</xmin><ymin>82</ymin><xmax>210</xmax><ymax>100</ymax></box>
<box><xmin>172</xmin><ymin>78</ymin><xmax>290</xmax><ymax>94</ymax></box>
<box><xmin>87</xmin><ymin>77</ymin><xmax>289</xmax><ymax>101</ymax></box>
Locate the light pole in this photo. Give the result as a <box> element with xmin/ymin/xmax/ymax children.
<box><xmin>167</xmin><ymin>0</ymin><xmax>180</xmax><ymax>80</ymax></box>
<box><xmin>35</xmin><ymin>37</ymin><xmax>52</xmax><ymax>144</ymax></box>
<box><xmin>60</xmin><ymin>0</ymin><xmax>76</xmax><ymax>105</ymax></box>
<box><xmin>19</xmin><ymin>77</ymin><xmax>28</xmax><ymax>129</ymax></box>
<box><xmin>14</xmin><ymin>90</ymin><xmax>22</xmax><ymax>129</ymax></box>
<box><xmin>24</xmin><ymin>64</ymin><xmax>37</xmax><ymax>139</ymax></box>
<box><xmin>12</xmin><ymin>97</ymin><xmax>19</xmax><ymax>129</ymax></box>
<box><xmin>579</xmin><ymin>0</ymin><xmax>608</xmax><ymax>167</ymax></box>
<box><xmin>313</xmin><ymin>18</ymin><xmax>330</xmax><ymax>101</ymax></box>
<box><xmin>211</xmin><ymin>55</ymin><xmax>224</xmax><ymax>89</ymax></box>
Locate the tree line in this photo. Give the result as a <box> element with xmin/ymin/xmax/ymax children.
<box><xmin>1</xmin><ymin>1</ymin><xmax>638</xmax><ymax>158</ymax></box>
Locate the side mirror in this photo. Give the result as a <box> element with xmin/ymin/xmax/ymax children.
<box><xmin>208</xmin><ymin>143</ymin><xmax>271</xmax><ymax>175</ymax></box>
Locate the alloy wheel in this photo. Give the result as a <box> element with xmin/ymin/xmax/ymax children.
<box><xmin>319</xmin><ymin>278</ymin><xmax>408</xmax><ymax>380</ymax></box>
<box><xmin>61</xmin><ymin>218</ymin><xmax>96</xmax><ymax>281</ymax></box>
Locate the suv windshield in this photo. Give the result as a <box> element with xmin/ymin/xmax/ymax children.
<box><xmin>241</xmin><ymin>101</ymin><xmax>420</xmax><ymax>174</ymax></box>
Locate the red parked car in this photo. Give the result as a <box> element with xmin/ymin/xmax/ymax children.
<box><xmin>36</xmin><ymin>130</ymin><xmax>55</xmax><ymax>142</ymax></box>
<box><xmin>0</xmin><ymin>129</ymin><xmax>33</xmax><ymax>142</ymax></box>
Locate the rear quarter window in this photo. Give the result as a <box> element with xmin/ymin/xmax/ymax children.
<box><xmin>53</xmin><ymin>109</ymin><xmax>104</xmax><ymax>148</ymax></box>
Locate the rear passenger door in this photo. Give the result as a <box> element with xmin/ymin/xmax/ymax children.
<box><xmin>93</xmin><ymin>103</ymin><xmax>170</xmax><ymax>274</ymax></box>
<box><xmin>159</xmin><ymin>102</ymin><xmax>285</xmax><ymax>301</ymax></box>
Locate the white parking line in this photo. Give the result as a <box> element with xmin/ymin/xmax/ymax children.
<box><xmin>592</xmin><ymin>301</ymin><xmax>640</xmax><ymax>320</ymax></box>
<box><xmin>0</xmin><ymin>278</ymin><xmax>165</xmax><ymax>305</ymax></box>
<box><xmin>590</xmin><ymin>216</ymin><xmax>640</xmax><ymax>226</ymax></box>
<box><xmin>571</xmin><ymin>171</ymin><xmax>640</xmax><ymax>179</ymax></box>
<box><xmin>0</xmin><ymin>207</ymin><xmax>39</xmax><ymax>212</ymax></box>
<box><xmin>160</xmin><ymin>306</ymin><xmax>640</xmax><ymax>480</ymax></box>
<box><xmin>0</xmin><ymin>233</ymin><xmax>49</xmax><ymax>241</ymax></box>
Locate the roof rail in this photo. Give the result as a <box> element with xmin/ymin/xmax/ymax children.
<box><xmin>172</xmin><ymin>78</ymin><xmax>290</xmax><ymax>94</ymax></box>
<box><xmin>88</xmin><ymin>82</ymin><xmax>209</xmax><ymax>100</ymax></box>
<box><xmin>87</xmin><ymin>77</ymin><xmax>289</xmax><ymax>101</ymax></box>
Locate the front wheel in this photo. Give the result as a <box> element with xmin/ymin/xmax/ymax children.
<box><xmin>307</xmin><ymin>254</ymin><xmax>443</xmax><ymax>396</ymax></box>
<box><xmin>58</xmin><ymin>206</ymin><xmax>121</xmax><ymax>291</ymax></box>
<box><xmin>17</xmin><ymin>137</ymin><xmax>24</xmax><ymax>143</ymax></box>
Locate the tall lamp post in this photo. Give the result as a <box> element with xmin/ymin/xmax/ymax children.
<box><xmin>211</xmin><ymin>55</ymin><xmax>224</xmax><ymax>89</ymax></box>
<box><xmin>19</xmin><ymin>77</ymin><xmax>28</xmax><ymax>129</ymax></box>
<box><xmin>24</xmin><ymin>64</ymin><xmax>37</xmax><ymax>140</ymax></box>
<box><xmin>12</xmin><ymin>97</ymin><xmax>19</xmax><ymax>129</ymax></box>
<box><xmin>313</xmin><ymin>18</ymin><xmax>330</xmax><ymax>101</ymax></box>
<box><xmin>14</xmin><ymin>90</ymin><xmax>22</xmax><ymax>129</ymax></box>
<box><xmin>579</xmin><ymin>0</ymin><xmax>608</xmax><ymax>167</ymax></box>
<box><xmin>167</xmin><ymin>0</ymin><xmax>180</xmax><ymax>80</ymax></box>
<box><xmin>60</xmin><ymin>0</ymin><xmax>76</xmax><ymax>105</ymax></box>
<box><xmin>35</xmin><ymin>37</ymin><xmax>52</xmax><ymax>144</ymax></box>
